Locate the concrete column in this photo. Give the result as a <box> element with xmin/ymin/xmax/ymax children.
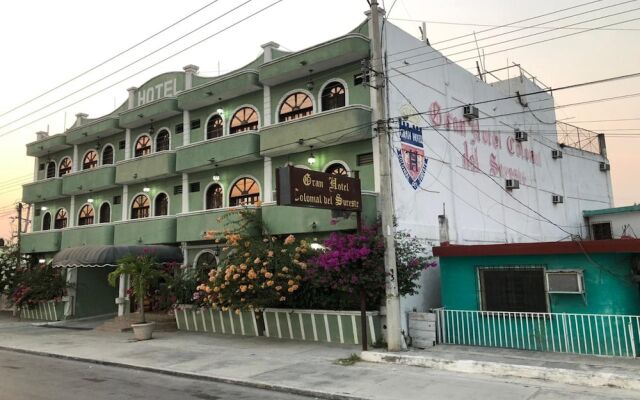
<box><xmin>72</xmin><ymin>145</ymin><xmax>79</xmax><ymax>172</ymax></box>
<box><xmin>127</xmin><ymin>87</ymin><xmax>137</xmax><ymax>109</ymax></box>
<box><xmin>64</xmin><ymin>268</ymin><xmax>77</xmax><ymax>317</ymax></box>
<box><xmin>69</xmin><ymin>195</ymin><xmax>76</xmax><ymax>227</ymax></box>
<box><xmin>116</xmin><ymin>274</ymin><xmax>127</xmax><ymax>317</ymax></box>
<box><xmin>122</xmin><ymin>185</ymin><xmax>129</xmax><ymax>220</ymax></box>
<box><xmin>263</xmin><ymin>86</ymin><xmax>272</xmax><ymax>126</ymax></box>
<box><xmin>263</xmin><ymin>157</ymin><xmax>273</xmax><ymax>202</ymax></box>
<box><xmin>181</xmin><ymin>242</ymin><xmax>188</xmax><ymax>267</ymax></box>
<box><xmin>183</xmin><ymin>64</ymin><xmax>199</xmax><ymax>90</ymax></box>
<box><xmin>183</xmin><ymin>110</ymin><xmax>191</xmax><ymax>146</ymax></box>
<box><xmin>124</xmin><ymin>129</ymin><xmax>131</xmax><ymax>160</ymax></box>
<box><xmin>181</xmin><ymin>173</ymin><xmax>189</xmax><ymax>213</ymax></box>
<box><xmin>261</xmin><ymin>41</ymin><xmax>279</xmax><ymax>62</ymax></box>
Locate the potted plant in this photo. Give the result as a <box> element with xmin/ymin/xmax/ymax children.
<box><xmin>108</xmin><ymin>253</ymin><xmax>166</xmax><ymax>340</ymax></box>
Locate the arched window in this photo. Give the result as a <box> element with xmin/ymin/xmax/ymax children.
<box><xmin>195</xmin><ymin>251</ymin><xmax>217</xmax><ymax>283</ymax></box>
<box><xmin>78</xmin><ymin>204</ymin><xmax>94</xmax><ymax>226</ymax></box>
<box><xmin>131</xmin><ymin>194</ymin><xmax>150</xmax><ymax>219</ymax></box>
<box><xmin>279</xmin><ymin>92</ymin><xmax>313</xmax><ymax>122</ymax></box>
<box><xmin>325</xmin><ymin>162</ymin><xmax>348</xmax><ymax>176</ymax></box>
<box><xmin>321</xmin><ymin>82</ymin><xmax>346</xmax><ymax>111</ymax></box>
<box><xmin>206</xmin><ymin>184</ymin><xmax>223</xmax><ymax>210</ymax></box>
<box><xmin>155</xmin><ymin>129</ymin><xmax>170</xmax><ymax>152</ymax></box>
<box><xmin>42</xmin><ymin>212</ymin><xmax>51</xmax><ymax>231</ymax></box>
<box><xmin>46</xmin><ymin>161</ymin><xmax>56</xmax><ymax>179</ymax></box>
<box><xmin>135</xmin><ymin>135</ymin><xmax>151</xmax><ymax>157</ymax></box>
<box><xmin>154</xmin><ymin>193</ymin><xmax>168</xmax><ymax>216</ymax></box>
<box><xmin>83</xmin><ymin>150</ymin><xmax>98</xmax><ymax>170</ymax></box>
<box><xmin>99</xmin><ymin>202</ymin><xmax>111</xmax><ymax>223</ymax></box>
<box><xmin>206</xmin><ymin>115</ymin><xmax>223</xmax><ymax>139</ymax></box>
<box><xmin>102</xmin><ymin>145</ymin><xmax>114</xmax><ymax>165</ymax></box>
<box><xmin>230</xmin><ymin>107</ymin><xmax>258</xmax><ymax>134</ymax></box>
<box><xmin>59</xmin><ymin>157</ymin><xmax>72</xmax><ymax>177</ymax></box>
<box><xmin>229</xmin><ymin>177</ymin><xmax>260</xmax><ymax>206</ymax></box>
<box><xmin>54</xmin><ymin>209</ymin><xmax>68</xmax><ymax>229</ymax></box>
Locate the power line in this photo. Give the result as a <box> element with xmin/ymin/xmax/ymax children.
<box><xmin>0</xmin><ymin>0</ymin><xmax>257</xmax><ymax>133</ymax></box>
<box><xmin>0</xmin><ymin>0</ymin><xmax>284</xmax><ymax>141</ymax></box>
<box><xmin>0</xmin><ymin>0</ymin><xmax>223</xmax><ymax>120</ymax></box>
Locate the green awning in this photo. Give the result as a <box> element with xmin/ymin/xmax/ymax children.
<box><xmin>52</xmin><ymin>245</ymin><xmax>183</xmax><ymax>268</ymax></box>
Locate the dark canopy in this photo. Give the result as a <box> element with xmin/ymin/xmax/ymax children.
<box><xmin>52</xmin><ymin>245</ymin><xmax>183</xmax><ymax>268</ymax></box>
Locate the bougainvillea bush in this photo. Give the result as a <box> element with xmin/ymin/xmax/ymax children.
<box><xmin>10</xmin><ymin>263</ymin><xmax>67</xmax><ymax>309</ymax></box>
<box><xmin>195</xmin><ymin>233</ymin><xmax>309</xmax><ymax>312</ymax></box>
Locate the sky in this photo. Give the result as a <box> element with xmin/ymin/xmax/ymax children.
<box><xmin>0</xmin><ymin>0</ymin><xmax>638</xmax><ymax>240</ymax></box>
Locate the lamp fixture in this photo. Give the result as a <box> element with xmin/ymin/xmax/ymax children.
<box><xmin>143</xmin><ymin>187</ymin><xmax>150</xmax><ymax>193</ymax></box>
<box><xmin>307</xmin><ymin>146</ymin><xmax>316</xmax><ymax>166</ymax></box>
<box><xmin>212</xmin><ymin>163</ymin><xmax>220</xmax><ymax>182</ymax></box>
<box><xmin>87</xmin><ymin>198</ymin><xmax>94</xmax><ymax>203</ymax></box>
<box><xmin>216</xmin><ymin>108</ymin><xmax>224</xmax><ymax>116</ymax></box>
<box><xmin>38</xmin><ymin>259</ymin><xmax>46</xmax><ymax>264</ymax></box>
<box><xmin>40</xmin><ymin>206</ymin><xmax>48</xmax><ymax>211</ymax></box>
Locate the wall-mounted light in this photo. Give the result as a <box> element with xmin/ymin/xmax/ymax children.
<box><xmin>40</xmin><ymin>206</ymin><xmax>48</xmax><ymax>211</ymax></box>
<box><xmin>216</xmin><ymin>108</ymin><xmax>224</xmax><ymax>116</ymax></box>
<box><xmin>307</xmin><ymin>146</ymin><xmax>316</xmax><ymax>166</ymax></box>
<box><xmin>38</xmin><ymin>259</ymin><xmax>46</xmax><ymax>264</ymax></box>
<box><xmin>143</xmin><ymin>187</ymin><xmax>150</xmax><ymax>193</ymax></box>
<box><xmin>212</xmin><ymin>172</ymin><xmax>220</xmax><ymax>182</ymax></box>
<box><xmin>87</xmin><ymin>198</ymin><xmax>94</xmax><ymax>203</ymax></box>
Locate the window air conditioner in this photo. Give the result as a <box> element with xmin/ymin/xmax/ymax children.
<box><xmin>514</xmin><ymin>129</ymin><xmax>528</xmax><ymax>142</ymax></box>
<box><xmin>463</xmin><ymin>105</ymin><xmax>479</xmax><ymax>119</ymax></box>
<box><xmin>505</xmin><ymin>179</ymin><xmax>519</xmax><ymax>190</ymax></box>
<box><xmin>546</xmin><ymin>271</ymin><xmax>584</xmax><ymax>294</ymax></box>
<box><xmin>599</xmin><ymin>162</ymin><xmax>610</xmax><ymax>171</ymax></box>
<box><xmin>552</xmin><ymin>194</ymin><xmax>564</xmax><ymax>204</ymax></box>
<box><xmin>552</xmin><ymin>150</ymin><xmax>563</xmax><ymax>159</ymax></box>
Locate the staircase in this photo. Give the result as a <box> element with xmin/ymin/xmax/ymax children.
<box><xmin>96</xmin><ymin>312</ymin><xmax>177</xmax><ymax>333</ymax></box>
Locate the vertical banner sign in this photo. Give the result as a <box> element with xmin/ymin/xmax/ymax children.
<box><xmin>396</xmin><ymin>120</ymin><xmax>428</xmax><ymax>189</ymax></box>
<box><xmin>276</xmin><ymin>166</ymin><xmax>362</xmax><ymax>211</ymax></box>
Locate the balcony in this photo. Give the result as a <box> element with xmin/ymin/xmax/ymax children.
<box><xmin>176</xmin><ymin>207</ymin><xmax>261</xmax><ymax>242</ymax></box>
<box><xmin>60</xmin><ymin>224</ymin><xmax>115</xmax><ymax>249</ymax></box>
<box><xmin>66</xmin><ymin>117</ymin><xmax>121</xmax><ymax>145</ymax></box>
<box><xmin>20</xmin><ymin>230</ymin><xmax>61</xmax><ymax>254</ymax></box>
<box><xmin>62</xmin><ymin>166</ymin><xmax>117</xmax><ymax>195</ymax></box>
<box><xmin>119</xmin><ymin>98</ymin><xmax>181</xmax><ymax>129</ymax></box>
<box><xmin>113</xmin><ymin>216</ymin><xmax>177</xmax><ymax>245</ymax></box>
<box><xmin>175</xmin><ymin>133</ymin><xmax>260</xmax><ymax>173</ymax></box>
<box><xmin>22</xmin><ymin>178</ymin><xmax>64</xmax><ymax>203</ymax></box>
<box><xmin>26</xmin><ymin>134</ymin><xmax>71</xmax><ymax>157</ymax></box>
<box><xmin>259</xmin><ymin>34</ymin><xmax>370</xmax><ymax>86</ymax></box>
<box><xmin>259</xmin><ymin>105</ymin><xmax>372</xmax><ymax>157</ymax></box>
<box><xmin>261</xmin><ymin>192</ymin><xmax>378</xmax><ymax>235</ymax></box>
<box><xmin>115</xmin><ymin>151</ymin><xmax>176</xmax><ymax>184</ymax></box>
<box><xmin>178</xmin><ymin>70</ymin><xmax>262</xmax><ymax>111</ymax></box>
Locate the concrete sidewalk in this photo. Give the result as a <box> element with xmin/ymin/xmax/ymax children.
<box><xmin>0</xmin><ymin>317</ymin><xmax>639</xmax><ymax>399</ymax></box>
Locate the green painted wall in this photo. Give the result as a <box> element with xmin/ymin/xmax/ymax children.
<box><xmin>33</xmin><ymin>198</ymin><xmax>71</xmax><ymax>232</ymax></box>
<box><xmin>128</xmin><ymin>176</ymin><xmax>182</xmax><ymax>216</ymax></box>
<box><xmin>440</xmin><ymin>253</ymin><xmax>640</xmax><ymax>315</ymax></box>
<box><xmin>74</xmin><ymin>267</ymin><xmax>118</xmax><ymax>318</ymax></box>
<box><xmin>188</xmin><ymin>161</ymin><xmax>264</xmax><ymax>211</ymax></box>
<box><xmin>131</xmin><ymin>112</ymin><xmax>183</xmax><ymax>151</ymax></box>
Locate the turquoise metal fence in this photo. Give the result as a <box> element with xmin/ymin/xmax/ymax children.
<box><xmin>434</xmin><ymin>308</ymin><xmax>640</xmax><ymax>358</ymax></box>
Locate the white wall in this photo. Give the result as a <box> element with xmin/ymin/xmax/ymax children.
<box><xmin>587</xmin><ymin>211</ymin><xmax>640</xmax><ymax>239</ymax></box>
<box><xmin>382</xmin><ymin>22</ymin><xmax>614</xmax><ymax>322</ymax></box>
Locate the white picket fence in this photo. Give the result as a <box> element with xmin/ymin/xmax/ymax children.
<box><xmin>434</xmin><ymin>308</ymin><xmax>640</xmax><ymax>358</ymax></box>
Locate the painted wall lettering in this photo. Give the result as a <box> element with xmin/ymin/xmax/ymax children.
<box><xmin>137</xmin><ymin>79</ymin><xmax>180</xmax><ymax>107</ymax></box>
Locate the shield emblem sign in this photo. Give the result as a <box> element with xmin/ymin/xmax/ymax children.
<box><xmin>396</xmin><ymin>120</ymin><xmax>428</xmax><ymax>189</ymax></box>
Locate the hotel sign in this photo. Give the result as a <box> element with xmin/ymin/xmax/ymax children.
<box><xmin>276</xmin><ymin>166</ymin><xmax>362</xmax><ymax>211</ymax></box>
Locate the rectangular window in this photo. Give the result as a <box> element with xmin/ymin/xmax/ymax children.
<box><xmin>118</xmin><ymin>140</ymin><xmax>126</xmax><ymax>150</ymax></box>
<box><xmin>34</xmin><ymin>209</ymin><xmax>41</xmax><ymax>217</ymax></box>
<box><xmin>357</xmin><ymin>152</ymin><xmax>374</xmax><ymax>166</ymax></box>
<box><xmin>190</xmin><ymin>119</ymin><xmax>201</xmax><ymax>130</ymax></box>
<box><xmin>592</xmin><ymin>222</ymin><xmax>612</xmax><ymax>240</ymax></box>
<box><xmin>175</xmin><ymin>123</ymin><xmax>184</xmax><ymax>134</ymax></box>
<box><xmin>189</xmin><ymin>182</ymin><xmax>200</xmax><ymax>193</ymax></box>
<box><xmin>173</xmin><ymin>185</ymin><xmax>183</xmax><ymax>195</ymax></box>
<box><xmin>479</xmin><ymin>268</ymin><xmax>547</xmax><ymax>313</ymax></box>
<box><xmin>113</xmin><ymin>195</ymin><xmax>122</xmax><ymax>205</ymax></box>
<box><xmin>38</xmin><ymin>163</ymin><xmax>45</xmax><ymax>171</ymax></box>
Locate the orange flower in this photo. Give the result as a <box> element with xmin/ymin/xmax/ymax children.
<box><xmin>267</xmin><ymin>250</ymin><xmax>274</xmax><ymax>258</ymax></box>
<box><xmin>239</xmin><ymin>285</ymin><xmax>247</xmax><ymax>292</ymax></box>
<box><xmin>282</xmin><ymin>267</ymin><xmax>289</xmax><ymax>273</ymax></box>
<box><xmin>264</xmin><ymin>272</ymin><xmax>273</xmax><ymax>279</ymax></box>
<box><xmin>287</xmin><ymin>280</ymin><xmax>295</xmax><ymax>286</ymax></box>
<box><xmin>240</xmin><ymin>263</ymin><xmax>247</xmax><ymax>271</ymax></box>
<box><xmin>213</xmin><ymin>287</ymin><xmax>220</xmax><ymax>293</ymax></box>
<box><xmin>247</xmin><ymin>269</ymin><xmax>257</xmax><ymax>279</ymax></box>
<box><xmin>266</xmin><ymin>280</ymin><xmax>274</xmax><ymax>287</ymax></box>
<box><xmin>284</xmin><ymin>234</ymin><xmax>295</xmax><ymax>245</ymax></box>
<box><xmin>233</xmin><ymin>274</ymin><xmax>240</xmax><ymax>280</ymax></box>
<box><xmin>254</xmin><ymin>257</ymin><xmax>261</xmax><ymax>264</ymax></box>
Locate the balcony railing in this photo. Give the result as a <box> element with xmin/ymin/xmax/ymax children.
<box><xmin>434</xmin><ymin>308</ymin><xmax>640</xmax><ymax>358</ymax></box>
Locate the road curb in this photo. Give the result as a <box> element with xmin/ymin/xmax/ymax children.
<box><xmin>0</xmin><ymin>345</ymin><xmax>368</xmax><ymax>400</ymax></box>
<box><xmin>361</xmin><ymin>351</ymin><xmax>640</xmax><ymax>391</ymax></box>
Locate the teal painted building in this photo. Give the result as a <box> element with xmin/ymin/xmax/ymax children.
<box><xmin>433</xmin><ymin>240</ymin><xmax>640</xmax><ymax>357</ymax></box>
<box><xmin>20</xmin><ymin>22</ymin><xmax>379</xmax><ymax>318</ymax></box>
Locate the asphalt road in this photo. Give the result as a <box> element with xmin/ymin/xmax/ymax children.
<box><xmin>0</xmin><ymin>350</ymin><xmax>315</xmax><ymax>400</ymax></box>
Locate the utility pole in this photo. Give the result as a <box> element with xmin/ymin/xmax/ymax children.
<box><xmin>16</xmin><ymin>202</ymin><xmax>23</xmax><ymax>269</ymax></box>
<box><xmin>369</xmin><ymin>0</ymin><xmax>403</xmax><ymax>352</ymax></box>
